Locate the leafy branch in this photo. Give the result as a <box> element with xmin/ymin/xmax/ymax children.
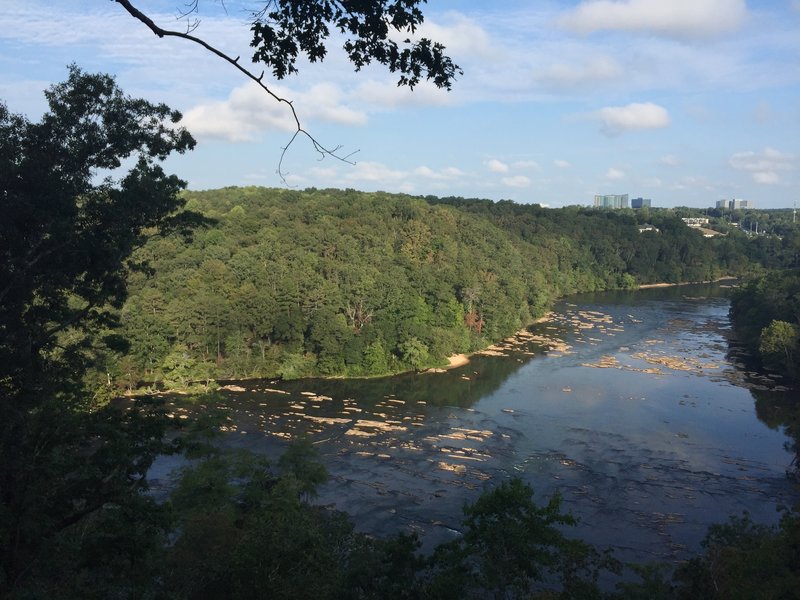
<box><xmin>113</xmin><ymin>0</ymin><xmax>357</xmax><ymax>183</ymax></box>
<box><xmin>113</xmin><ymin>0</ymin><xmax>461</xmax><ymax>183</ymax></box>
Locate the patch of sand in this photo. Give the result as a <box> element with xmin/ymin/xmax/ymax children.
<box><xmin>445</xmin><ymin>353</ymin><xmax>470</xmax><ymax>369</ymax></box>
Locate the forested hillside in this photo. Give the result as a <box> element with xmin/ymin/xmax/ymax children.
<box><xmin>108</xmin><ymin>187</ymin><xmax>758</xmax><ymax>389</ymax></box>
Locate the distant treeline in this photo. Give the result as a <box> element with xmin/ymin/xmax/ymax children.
<box><xmin>103</xmin><ymin>187</ymin><xmax>792</xmax><ymax>389</ymax></box>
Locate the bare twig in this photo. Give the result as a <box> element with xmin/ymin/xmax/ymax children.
<box><xmin>176</xmin><ymin>0</ymin><xmax>200</xmax><ymax>33</ymax></box>
<box><xmin>113</xmin><ymin>0</ymin><xmax>357</xmax><ymax>183</ymax></box>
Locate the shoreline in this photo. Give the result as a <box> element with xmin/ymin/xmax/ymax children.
<box><xmin>637</xmin><ymin>276</ymin><xmax>738</xmax><ymax>290</ymax></box>
<box><xmin>435</xmin><ymin>312</ymin><xmax>555</xmax><ymax>373</ymax></box>
<box><xmin>128</xmin><ymin>279</ymin><xmax>738</xmax><ymax>393</ymax></box>
<box><xmin>125</xmin><ymin>310</ymin><xmax>569</xmax><ymax>391</ymax></box>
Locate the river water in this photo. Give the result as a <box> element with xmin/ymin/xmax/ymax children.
<box><xmin>159</xmin><ymin>283</ymin><xmax>798</xmax><ymax>564</ymax></box>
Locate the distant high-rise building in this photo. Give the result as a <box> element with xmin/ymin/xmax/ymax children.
<box><xmin>631</xmin><ymin>197</ymin><xmax>651</xmax><ymax>209</ymax></box>
<box><xmin>716</xmin><ymin>198</ymin><xmax>754</xmax><ymax>210</ymax></box>
<box><xmin>732</xmin><ymin>198</ymin><xmax>752</xmax><ymax>209</ymax></box>
<box><xmin>593</xmin><ymin>194</ymin><xmax>629</xmax><ymax>209</ymax></box>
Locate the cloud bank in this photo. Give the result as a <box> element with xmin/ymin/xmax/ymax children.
<box><xmin>591</xmin><ymin>102</ymin><xmax>670</xmax><ymax>135</ymax></box>
<box><xmin>559</xmin><ymin>0</ymin><xmax>747</xmax><ymax>38</ymax></box>
<box><xmin>183</xmin><ymin>82</ymin><xmax>366</xmax><ymax>142</ymax></box>
<box><xmin>729</xmin><ymin>147</ymin><xmax>797</xmax><ymax>185</ymax></box>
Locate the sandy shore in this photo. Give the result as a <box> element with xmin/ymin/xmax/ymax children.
<box><xmin>444</xmin><ymin>353</ymin><xmax>470</xmax><ymax>369</ymax></box>
<box><xmin>437</xmin><ymin>312</ymin><xmax>556</xmax><ymax>372</ymax></box>
<box><xmin>638</xmin><ymin>277</ymin><xmax>738</xmax><ymax>290</ymax></box>
<box><xmin>637</xmin><ymin>282</ymin><xmax>683</xmax><ymax>289</ymax></box>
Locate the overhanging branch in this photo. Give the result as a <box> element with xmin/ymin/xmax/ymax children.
<box><xmin>113</xmin><ymin>0</ymin><xmax>358</xmax><ymax>183</ymax></box>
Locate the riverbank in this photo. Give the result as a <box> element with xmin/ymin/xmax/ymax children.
<box><xmin>126</xmin><ymin>311</ymin><xmax>568</xmax><ymax>389</ymax></box>
<box><xmin>127</xmin><ymin>280</ymin><xmax>740</xmax><ymax>394</ymax></box>
<box><xmin>428</xmin><ymin>312</ymin><xmax>557</xmax><ymax>373</ymax></box>
<box><xmin>638</xmin><ymin>276</ymin><xmax>738</xmax><ymax>290</ymax></box>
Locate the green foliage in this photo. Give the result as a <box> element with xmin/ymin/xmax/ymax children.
<box><xmin>161</xmin><ymin>459</ymin><xmax>627</xmax><ymax>600</ymax></box>
<box><xmin>398</xmin><ymin>336</ymin><xmax>431</xmax><ymax>371</ymax></box>
<box><xmin>759</xmin><ymin>320</ymin><xmax>799</xmax><ymax>377</ymax></box>
<box><xmin>671</xmin><ymin>511</ymin><xmax>800</xmax><ymax>600</ymax></box>
<box><xmin>114</xmin><ymin>187</ymin><xmax>776</xmax><ymax>387</ymax></box>
<box><xmin>277</xmin><ymin>351</ymin><xmax>317</xmax><ymax>380</ymax></box>
<box><xmin>0</xmin><ymin>67</ymin><xmax>196</xmax><ymax>597</ymax></box>
<box><xmin>612</xmin><ymin>510</ymin><xmax>800</xmax><ymax>600</ymax></box>
<box><xmin>163</xmin><ymin>440</ymin><xmax>359</xmax><ymax>600</ymax></box>
<box><xmin>249</xmin><ymin>0</ymin><xmax>461</xmax><ymax>89</ymax></box>
<box><xmin>426</xmin><ymin>478</ymin><xmax>615</xmax><ymax>599</ymax></box>
<box><xmin>362</xmin><ymin>339</ymin><xmax>390</xmax><ymax>374</ymax></box>
<box><xmin>730</xmin><ymin>269</ymin><xmax>800</xmax><ymax>380</ymax></box>
<box><xmin>278</xmin><ymin>436</ymin><xmax>328</xmax><ymax>500</ymax></box>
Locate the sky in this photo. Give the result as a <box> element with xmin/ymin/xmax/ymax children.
<box><xmin>1</xmin><ymin>0</ymin><xmax>799</xmax><ymax>208</ymax></box>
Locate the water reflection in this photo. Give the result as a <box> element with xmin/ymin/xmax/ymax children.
<box><xmin>162</xmin><ymin>283</ymin><xmax>798</xmax><ymax>562</ymax></box>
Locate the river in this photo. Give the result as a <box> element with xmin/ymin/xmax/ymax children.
<box><xmin>155</xmin><ymin>283</ymin><xmax>798</xmax><ymax>564</ymax></box>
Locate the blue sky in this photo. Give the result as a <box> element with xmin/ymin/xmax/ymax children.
<box><xmin>1</xmin><ymin>0</ymin><xmax>799</xmax><ymax>208</ymax></box>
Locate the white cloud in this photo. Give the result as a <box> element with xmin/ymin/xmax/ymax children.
<box><xmin>183</xmin><ymin>85</ymin><xmax>291</xmax><ymax>142</ymax></box>
<box><xmin>640</xmin><ymin>176</ymin><xmax>663</xmax><ymax>187</ymax></box>
<box><xmin>442</xmin><ymin>167</ymin><xmax>467</xmax><ymax>178</ymax></box>
<box><xmin>554</xmin><ymin>159</ymin><xmax>572</xmax><ymax>168</ymax></box>
<box><xmin>591</xmin><ymin>102</ymin><xmax>670</xmax><ymax>135</ymax></box>
<box><xmin>753</xmin><ymin>172</ymin><xmax>780</xmax><ymax>184</ymax></box>
<box><xmin>242</xmin><ymin>171</ymin><xmax>269</xmax><ymax>182</ymax></box>
<box><xmin>416</xmin><ymin>13</ymin><xmax>494</xmax><ymax>59</ymax></box>
<box><xmin>0</xmin><ymin>2</ymin><xmax>134</xmax><ymax>47</ymax></box>
<box><xmin>670</xmin><ymin>175</ymin><xmax>717</xmax><ymax>192</ymax></box>
<box><xmin>413</xmin><ymin>166</ymin><xmax>466</xmax><ymax>180</ymax></box>
<box><xmin>282</xmin><ymin>173</ymin><xmax>308</xmax><ymax>186</ymax></box>
<box><xmin>512</xmin><ymin>160</ymin><xmax>541</xmax><ymax>170</ymax></box>
<box><xmin>414</xmin><ymin>166</ymin><xmax>439</xmax><ymax>179</ymax></box>
<box><xmin>502</xmin><ymin>175</ymin><xmax>531</xmax><ymax>188</ymax></box>
<box><xmin>729</xmin><ymin>147</ymin><xmax>797</xmax><ymax>185</ymax></box>
<box><xmin>183</xmin><ymin>82</ymin><xmax>367</xmax><ymax>142</ymax></box>
<box><xmin>304</xmin><ymin>83</ymin><xmax>368</xmax><ymax>124</ymax></box>
<box><xmin>660</xmin><ymin>154</ymin><xmax>680</xmax><ymax>166</ymax></box>
<box><xmin>353</xmin><ymin>79</ymin><xmax>454</xmax><ymax>109</ymax></box>
<box><xmin>310</xmin><ymin>167</ymin><xmax>339</xmax><ymax>178</ymax></box>
<box><xmin>486</xmin><ymin>159</ymin><xmax>510</xmax><ymax>173</ymax></box>
<box><xmin>302</xmin><ymin>162</ymin><xmax>470</xmax><ymax>191</ymax></box>
<box><xmin>344</xmin><ymin>161</ymin><xmax>407</xmax><ymax>183</ymax></box>
<box><xmin>606</xmin><ymin>168</ymin><xmax>626</xmax><ymax>180</ymax></box>
<box><xmin>558</xmin><ymin>0</ymin><xmax>747</xmax><ymax>39</ymax></box>
<box><xmin>537</xmin><ymin>56</ymin><xmax>623</xmax><ymax>88</ymax></box>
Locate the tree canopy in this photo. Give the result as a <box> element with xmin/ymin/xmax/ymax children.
<box><xmin>106</xmin><ymin>186</ymin><xmax>770</xmax><ymax>389</ymax></box>
<box><xmin>0</xmin><ymin>66</ymin><xmax>197</xmax><ymax>596</ymax></box>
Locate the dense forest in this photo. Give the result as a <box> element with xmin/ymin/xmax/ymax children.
<box><xmin>105</xmin><ymin>186</ymin><xmax>780</xmax><ymax>391</ymax></box>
